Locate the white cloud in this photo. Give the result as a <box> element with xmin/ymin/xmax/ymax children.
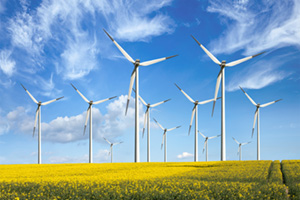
<box><xmin>177</xmin><ymin>152</ymin><xmax>193</xmax><ymax>159</ymax></box>
<box><xmin>5</xmin><ymin>0</ymin><xmax>175</xmax><ymax>81</ymax></box>
<box><xmin>97</xmin><ymin>0</ymin><xmax>175</xmax><ymax>42</ymax></box>
<box><xmin>0</xmin><ymin>49</ymin><xmax>16</xmax><ymax>76</ymax></box>
<box><xmin>207</xmin><ymin>0</ymin><xmax>300</xmax><ymax>55</ymax></box>
<box><xmin>1</xmin><ymin>95</ymin><xmax>144</xmax><ymax>143</ymax></box>
<box><xmin>227</xmin><ymin>56</ymin><xmax>291</xmax><ymax>91</ymax></box>
<box><xmin>48</xmin><ymin>149</ymin><xmax>109</xmax><ymax>163</ymax></box>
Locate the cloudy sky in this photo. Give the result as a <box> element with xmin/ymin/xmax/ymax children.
<box><xmin>0</xmin><ymin>0</ymin><xmax>299</xmax><ymax>164</ymax></box>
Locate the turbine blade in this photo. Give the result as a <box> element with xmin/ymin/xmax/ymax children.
<box><xmin>239</xmin><ymin>86</ymin><xmax>257</xmax><ymax>106</ymax></box>
<box><xmin>188</xmin><ymin>106</ymin><xmax>196</xmax><ymax>136</ymax></box>
<box><xmin>161</xmin><ymin>134</ymin><xmax>165</xmax><ymax>149</ymax></box>
<box><xmin>208</xmin><ymin>135</ymin><xmax>220</xmax><ymax>139</ymax></box>
<box><xmin>125</xmin><ymin>69</ymin><xmax>136</xmax><ymax>115</ymax></box>
<box><xmin>150</xmin><ymin>99</ymin><xmax>171</xmax><ymax>108</ymax></box>
<box><xmin>260</xmin><ymin>99</ymin><xmax>282</xmax><ymax>108</ymax></box>
<box><xmin>103</xmin><ymin>29</ymin><xmax>135</xmax><ymax>64</ymax></box>
<box><xmin>142</xmin><ymin>108</ymin><xmax>148</xmax><ymax>138</ymax></box>
<box><xmin>21</xmin><ymin>84</ymin><xmax>38</xmax><ymax>104</ymax></box>
<box><xmin>225</xmin><ymin>52</ymin><xmax>266</xmax><ymax>67</ymax></box>
<box><xmin>83</xmin><ymin>106</ymin><xmax>91</xmax><ymax>135</ymax></box>
<box><xmin>198</xmin><ymin>130</ymin><xmax>206</xmax><ymax>139</ymax></box>
<box><xmin>103</xmin><ymin>137</ymin><xmax>111</xmax><ymax>145</ymax></box>
<box><xmin>242</xmin><ymin>141</ymin><xmax>251</xmax><ymax>145</ymax></box>
<box><xmin>41</xmin><ymin>96</ymin><xmax>64</xmax><ymax>106</ymax></box>
<box><xmin>191</xmin><ymin>35</ymin><xmax>221</xmax><ymax>65</ymax></box>
<box><xmin>132</xmin><ymin>88</ymin><xmax>147</xmax><ymax>106</ymax></box>
<box><xmin>153</xmin><ymin>118</ymin><xmax>164</xmax><ymax>131</ymax></box>
<box><xmin>93</xmin><ymin>96</ymin><xmax>117</xmax><ymax>105</ymax></box>
<box><xmin>212</xmin><ymin>69</ymin><xmax>223</xmax><ymax>116</ymax></box>
<box><xmin>174</xmin><ymin>83</ymin><xmax>194</xmax><ymax>103</ymax></box>
<box><xmin>198</xmin><ymin>98</ymin><xmax>215</xmax><ymax>105</ymax></box>
<box><xmin>203</xmin><ymin>140</ymin><xmax>207</xmax><ymax>153</ymax></box>
<box><xmin>71</xmin><ymin>83</ymin><xmax>90</xmax><ymax>103</ymax></box>
<box><xmin>114</xmin><ymin>141</ymin><xmax>123</xmax><ymax>145</ymax></box>
<box><xmin>139</xmin><ymin>55</ymin><xmax>178</xmax><ymax>66</ymax></box>
<box><xmin>252</xmin><ymin>108</ymin><xmax>258</xmax><ymax>138</ymax></box>
<box><xmin>232</xmin><ymin>137</ymin><xmax>239</xmax><ymax>144</ymax></box>
<box><xmin>168</xmin><ymin>126</ymin><xmax>181</xmax><ymax>132</ymax></box>
<box><xmin>33</xmin><ymin>106</ymin><xmax>39</xmax><ymax>137</ymax></box>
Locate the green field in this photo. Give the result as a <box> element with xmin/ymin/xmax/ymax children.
<box><xmin>0</xmin><ymin>160</ymin><xmax>299</xmax><ymax>199</ymax></box>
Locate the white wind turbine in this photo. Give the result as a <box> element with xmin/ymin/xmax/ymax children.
<box><xmin>21</xmin><ymin>84</ymin><xmax>63</xmax><ymax>164</ymax></box>
<box><xmin>239</xmin><ymin>86</ymin><xmax>282</xmax><ymax>160</ymax></box>
<box><xmin>191</xmin><ymin>35</ymin><xmax>265</xmax><ymax>161</ymax></box>
<box><xmin>153</xmin><ymin>118</ymin><xmax>181</xmax><ymax>162</ymax></box>
<box><xmin>232</xmin><ymin>137</ymin><xmax>251</xmax><ymax>161</ymax></box>
<box><xmin>133</xmin><ymin>89</ymin><xmax>170</xmax><ymax>162</ymax></box>
<box><xmin>175</xmin><ymin>83</ymin><xmax>216</xmax><ymax>162</ymax></box>
<box><xmin>198</xmin><ymin>131</ymin><xmax>220</xmax><ymax>162</ymax></box>
<box><xmin>103</xmin><ymin>137</ymin><xmax>123</xmax><ymax>163</ymax></box>
<box><xmin>104</xmin><ymin>29</ymin><xmax>177</xmax><ymax>162</ymax></box>
<box><xmin>71</xmin><ymin>83</ymin><xmax>117</xmax><ymax>163</ymax></box>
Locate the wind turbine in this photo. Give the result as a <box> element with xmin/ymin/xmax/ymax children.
<box><xmin>133</xmin><ymin>89</ymin><xmax>170</xmax><ymax>162</ymax></box>
<box><xmin>232</xmin><ymin>137</ymin><xmax>251</xmax><ymax>161</ymax></box>
<box><xmin>103</xmin><ymin>29</ymin><xmax>177</xmax><ymax>162</ymax></box>
<box><xmin>191</xmin><ymin>35</ymin><xmax>265</xmax><ymax>161</ymax></box>
<box><xmin>198</xmin><ymin>131</ymin><xmax>220</xmax><ymax>162</ymax></box>
<box><xmin>239</xmin><ymin>86</ymin><xmax>282</xmax><ymax>160</ymax></box>
<box><xmin>175</xmin><ymin>83</ymin><xmax>215</xmax><ymax>162</ymax></box>
<box><xmin>21</xmin><ymin>84</ymin><xmax>63</xmax><ymax>164</ymax></box>
<box><xmin>153</xmin><ymin>118</ymin><xmax>181</xmax><ymax>162</ymax></box>
<box><xmin>71</xmin><ymin>83</ymin><xmax>117</xmax><ymax>163</ymax></box>
<box><xmin>103</xmin><ymin>137</ymin><xmax>123</xmax><ymax>163</ymax></box>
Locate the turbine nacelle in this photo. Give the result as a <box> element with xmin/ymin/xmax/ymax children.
<box><xmin>220</xmin><ymin>60</ymin><xmax>226</xmax><ymax>67</ymax></box>
<box><xmin>134</xmin><ymin>59</ymin><xmax>140</xmax><ymax>65</ymax></box>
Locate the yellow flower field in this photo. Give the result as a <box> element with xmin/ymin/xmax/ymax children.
<box><xmin>281</xmin><ymin>160</ymin><xmax>300</xmax><ymax>199</ymax></box>
<box><xmin>0</xmin><ymin>161</ymin><xmax>292</xmax><ymax>199</ymax></box>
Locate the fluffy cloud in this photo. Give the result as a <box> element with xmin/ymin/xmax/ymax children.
<box><xmin>0</xmin><ymin>49</ymin><xmax>16</xmax><ymax>77</ymax></box>
<box><xmin>227</xmin><ymin>55</ymin><xmax>291</xmax><ymax>91</ymax></box>
<box><xmin>5</xmin><ymin>0</ymin><xmax>175</xmax><ymax>82</ymax></box>
<box><xmin>0</xmin><ymin>95</ymin><xmax>144</xmax><ymax>143</ymax></box>
<box><xmin>177</xmin><ymin>152</ymin><xmax>193</xmax><ymax>159</ymax></box>
<box><xmin>207</xmin><ymin>0</ymin><xmax>300</xmax><ymax>55</ymax></box>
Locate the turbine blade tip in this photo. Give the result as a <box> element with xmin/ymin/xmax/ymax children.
<box><xmin>103</xmin><ymin>29</ymin><xmax>114</xmax><ymax>41</ymax></box>
<box><xmin>166</xmin><ymin>55</ymin><xmax>178</xmax><ymax>59</ymax></box>
<box><xmin>20</xmin><ymin>83</ymin><xmax>26</xmax><ymax>90</ymax></box>
<box><xmin>253</xmin><ymin>51</ymin><xmax>266</xmax><ymax>58</ymax></box>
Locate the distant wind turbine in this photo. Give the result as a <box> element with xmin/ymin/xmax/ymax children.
<box><xmin>103</xmin><ymin>137</ymin><xmax>123</xmax><ymax>163</ymax></box>
<box><xmin>198</xmin><ymin>131</ymin><xmax>220</xmax><ymax>162</ymax></box>
<box><xmin>175</xmin><ymin>83</ymin><xmax>216</xmax><ymax>162</ymax></box>
<box><xmin>191</xmin><ymin>35</ymin><xmax>265</xmax><ymax>161</ymax></box>
<box><xmin>104</xmin><ymin>29</ymin><xmax>177</xmax><ymax>162</ymax></box>
<box><xmin>153</xmin><ymin>118</ymin><xmax>181</xmax><ymax>162</ymax></box>
<box><xmin>239</xmin><ymin>86</ymin><xmax>282</xmax><ymax>160</ymax></box>
<box><xmin>232</xmin><ymin>137</ymin><xmax>251</xmax><ymax>161</ymax></box>
<box><xmin>71</xmin><ymin>83</ymin><xmax>117</xmax><ymax>163</ymax></box>
<box><xmin>21</xmin><ymin>84</ymin><xmax>63</xmax><ymax>164</ymax></box>
<box><xmin>133</xmin><ymin>89</ymin><xmax>170</xmax><ymax>162</ymax></box>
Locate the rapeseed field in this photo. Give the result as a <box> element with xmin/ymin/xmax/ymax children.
<box><xmin>0</xmin><ymin>161</ymin><xmax>293</xmax><ymax>199</ymax></box>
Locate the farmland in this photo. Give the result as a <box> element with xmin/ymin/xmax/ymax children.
<box><xmin>0</xmin><ymin>160</ymin><xmax>299</xmax><ymax>199</ymax></box>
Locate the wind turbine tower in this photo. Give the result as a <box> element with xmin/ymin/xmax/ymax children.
<box><xmin>104</xmin><ymin>29</ymin><xmax>177</xmax><ymax>162</ymax></box>
<box><xmin>191</xmin><ymin>35</ymin><xmax>265</xmax><ymax>161</ymax></box>
<box><xmin>21</xmin><ymin>84</ymin><xmax>63</xmax><ymax>164</ymax></box>
<box><xmin>71</xmin><ymin>83</ymin><xmax>116</xmax><ymax>163</ymax></box>
<box><xmin>239</xmin><ymin>86</ymin><xmax>281</xmax><ymax>160</ymax></box>
<box><xmin>175</xmin><ymin>83</ymin><xmax>215</xmax><ymax>162</ymax></box>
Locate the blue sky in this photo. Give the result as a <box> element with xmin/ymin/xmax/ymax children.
<box><xmin>0</xmin><ymin>0</ymin><xmax>299</xmax><ymax>164</ymax></box>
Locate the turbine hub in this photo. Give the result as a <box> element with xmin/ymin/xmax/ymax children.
<box><xmin>221</xmin><ymin>60</ymin><xmax>226</xmax><ymax>67</ymax></box>
<box><xmin>89</xmin><ymin>101</ymin><xmax>93</xmax><ymax>105</ymax></box>
<box><xmin>135</xmin><ymin>59</ymin><xmax>140</xmax><ymax>65</ymax></box>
